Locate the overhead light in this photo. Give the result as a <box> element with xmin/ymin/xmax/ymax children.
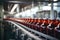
<box><xmin>8</xmin><ymin>1</ymin><xmax>26</xmax><ymax>3</ymax></box>
<box><xmin>54</xmin><ymin>0</ymin><xmax>57</xmax><ymax>1</ymax></box>
<box><xmin>9</xmin><ymin>4</ymin><xmax>18</xmax><ymax>14</ymax></box>
<box><xmin>11</xmin><ymin>4</ymin><xmax>18</xmax><ymax>12</ymax></box>
<box><xmin>8</xmin><ymin>1</ymin><xmax>22</xmax><ymax>3</ymax></box>
<box><xmin>8</xmin><ymin>1</ymin><xmax>31</xmax><ymax>4</ymax></box>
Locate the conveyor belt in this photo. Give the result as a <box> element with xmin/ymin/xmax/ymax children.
<box><xmin>15</xmin><ymin>21</ymin><xmax>58</xmax><ymax>40</ymax></box>
<box><xmin>6</xmin><ymin>20</ymin><xmax>58</xmax><ymax>40</ymax></box>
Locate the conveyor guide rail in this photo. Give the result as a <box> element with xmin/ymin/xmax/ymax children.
<box><xmin>6</xmin><ymin>20</ymin><xmax>58</xmax><ymax>40</ymax></box>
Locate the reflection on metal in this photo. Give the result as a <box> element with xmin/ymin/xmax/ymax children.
<box><xmin>50</xmin><ymin>0</ymin><xmax>55</xmax><ymax>19</ymax></box>
<box><xmin>27</xmin><ymin>38</ymin><xmax>32</xmax><ymax>40</ymax></box>
<box><xmin>20</xmin><ymin>34</ymin><xmax>26</xmax><ymax>40</ymax></box>
<box><xmin>32</xmin><ymin>1</ymin><xmax>34</xmax><ymax>8</ymax></box>
<box><xmin>16</xmin><ymin>4</ymin><xmax>20</xmax><ymax>13</ymax></box>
